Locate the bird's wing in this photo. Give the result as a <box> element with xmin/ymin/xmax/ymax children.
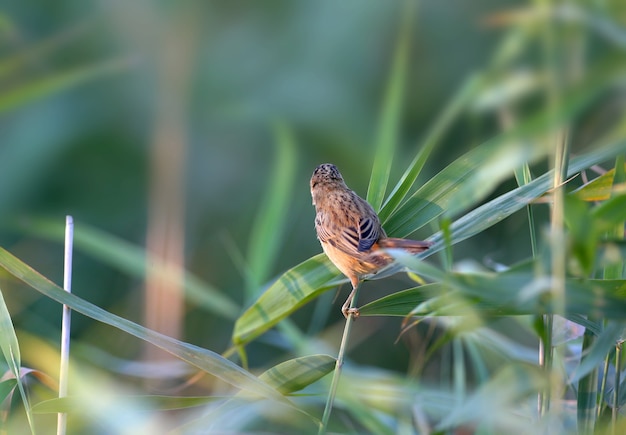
<box><xmin>315</xmin><ymin>213</ymin><xmax>382</xmax><ymax>255</ymax></box>
<box><xmin>316</xmin><ymin>212</ymin><xmax>361</xmax><ymax>256</ymax></box>
<box><xmin>357</xmin><ymin>216</ymin><xmax>382</xmax><ymax>252</ymax></box>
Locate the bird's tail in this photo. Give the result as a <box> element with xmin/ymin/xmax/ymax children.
<box><xmin>378</xmin><ymin>238</ymin><xmax>432</xmax><ymax>253</ymax></box>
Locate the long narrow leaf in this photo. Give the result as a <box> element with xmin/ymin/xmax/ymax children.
<box><xmin>366</xmin><ymin>1</ymin><xmax>413</xmax><ymax>211</ymax></box>
<box><xmin>0</xmin><ymin>288</ymin><xmax>35</xmax><ymax>432</ymax></box>
<box><xmin>234</xmin><ymin>139</ymin><xmax>626</xmax><ymax>346</ymax></box>
<box><xmin>379</xmin><ymin>74</ymin><xmax>483</xmax><ymax>222</ymax></box>
<box><xmin>20</xmin><ymin>218</ymin><xmax>240</xmax><ymax>319</ymax></box>
<box><xmin>0</xmin><ymin>57</ymin><xmax>133</xmax><ymax>113</ymax></box>
<box><xmin>0</xmin><ymin>247</ymin><xmax>287</xmax><ymax>405</ymax></box>
<box><xmin>386</xmin><ymin>54</ymin><xmax>626</xmax><ymax>238</ymax></box>
<box><xmin>176</xmin><ymin>355</ymin><xmax>333</xmax><ymax>432</ymax></box>
<box><xmin>246</xmin><ymin>122</ymin><xmax>297</xmax><ymax>298</ymax></box>
<box><xmin>233</xmin><ymin>254</ymin><xmax>343</xmax><ymax>345</ymax></box>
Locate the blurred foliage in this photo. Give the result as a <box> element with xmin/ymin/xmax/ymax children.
<box><xmin>1</xmin><ymin>0</ymin><xmax>626</xmax><ymax>434</ymax></box>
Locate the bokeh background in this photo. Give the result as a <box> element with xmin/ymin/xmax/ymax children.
<box><xmin>3</xmin><ymin>0</ymin><xmax>624</xmax><ymax>432</ymax></box>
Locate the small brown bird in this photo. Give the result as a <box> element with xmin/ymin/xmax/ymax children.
<box><xmin>311</xmin><ymin>163</ymin><xmax>431</xmax><ymax>318</ymax></box>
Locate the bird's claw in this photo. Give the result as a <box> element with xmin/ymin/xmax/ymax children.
<box><xmin>342</xmin><ymin>307</ymin><xmax>360</xmax><ymax>319</ymax></box>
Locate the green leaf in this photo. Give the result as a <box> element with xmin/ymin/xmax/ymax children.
<box><xmin>177</xmin><ymin>355</ymin><xmax>333</xmax><ymax>432</ymax></box>
<box><xmin>0</xmin><ymin>57</ymin><xmax>133</xmax><ymax>113</ymax></box>
<box><xmin>572</xmin><ymin>167</ymin><xmax>626</xmax><ymax>202</ymax></box>
<box><xmin>564</xmin><ymin>195</ymin><xmax>597</xmax><ymax>276</ymax></box>
<box><xmin>258</xmin><ymin>354</ymin><xmax>335</xmax><ymax>395</ymax></box>
<box><xmin>234</xmin><ymin>139</ymin><xmax>626</xmax><ymax>347</ymax></box>
<box><xmin>577</xmin><ymin>329</ymin><xmax>598</xmax><ymax>434</ymax></box>
<box><xmin>388</xmin><ymin>252</ymin><xmax>626</xmax><ymax>319</ymax></box>
<box><xmin>233</xmin><ymin>254</ymin><xmax>343</xmax><ymax>345</ymax></box>
<box><xmin>0</xmin><ymin>247</ymin><xmax>287</xmax><ymax>405</ymax></box>
<box><xmin>592</xmin><ymin>190</ymin><xmax>626</xmax><ymax>231</ymax></box>
<box><xmin>0</xmin><ymin>378</ymin><xmax>17</xmax><ymax>403</ymax></box>
<box><xmin>32</xmin><ymin>395</ymin><xmax>220</xmax><ymax>414</ymax></box>
<box><xmin>385</xmin><ymin>54</ymin><xmax>626</xmax><ymax>238</ymax></box>
<box><xmin>436</xmin><ymin>364</ymin><xmax>548</xmax><ymax>431</ymax></box>
<box><xmin>570</xmin><ymin>322</ymin><xmax>626</xmax><ymax>383</ymax></box>
<box><xmin>0</xmin><ymin>288</ymin><xmax>21</xmax><ymax>375</ymax></box>
<box><xmin>246</xmin><ymin>122</ymin><xmax>297</xmax><ymax>298</ymax></box>
<box><xmin>366</xmin><ymin>1</ymin><xmax>413</xmax><ymax>211</ymax></box>
<box><xmin>0</xmin><ymin>22</ymin><xmax>90</xmax><ymax>81</ymax></box>
<box><xmin>384</xmin><ymin>133</ymin><xmax>550</xmax><ymax>237</ymax></box>
<box><xmin>379</xmin><ymin>74</ymin><xmax>483</xmax><ymax>223</ymax></box>
<box><xmin>0</xmin><ymin>287</ymin><xmax>34</xmax><ymax>432</ymax></box>
<box><xmin>20</xmin><ymin>218</ymin><xmax>239</xmax><ymax>320</ymax></box>
<box><xmin>437</xmin><ymin>138</ymin><xmax>626</xmax><ymax>251</ymax></box>
<box><xmin>358</xmin><ymin>284</ymin><xmax>439</xmax><ymax>317</ymax></box>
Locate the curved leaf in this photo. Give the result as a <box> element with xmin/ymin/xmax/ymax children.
<box><xmin>367</xmin><ymin>2</ymin><xmax>413</xmax><ymax>211</ymax></box>
<box><xmin>233</xmin><ymin>254</ymin><xmax>343</xmax><ymax>345</ymax></box>
<box><xmin>0</xmin><ymin>247</ymin><xmax>286</xmax><ymax>404</ymax></box>
<box><xmin>258</xmin><ymin>354</ymin><xmax>335</xmax><ymax>395</ymax></box>
<box><xmin>32</xmin><ymin>395</ymin><xmax>219</xmax><ymax>414</ymax></box>
<box><xmin>246</xmin><ymin>122</ymin><xmax>298</xmax><ymax>298</ymax></box>
<box><xmin>20</xmin><ymin>218</ymin><xmax>240</xmax><ymax>320</ymax></box>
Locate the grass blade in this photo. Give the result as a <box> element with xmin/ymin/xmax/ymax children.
<box><xmin>234</xmin><ymin>139</ymin><xmax>626</xmax><ymax>347</ymax></box>
<box><xmin>0</xmin><ymin>247</ymin><xmax>289</xmax><ymax>405</ymax></box>
<box><xmin>0</xmin><ymin>288</ymin><xmax>35</xmax><ymax>433</ymax></box>
<box><xmin>366</xmin><ymin>1</ymin><xmax>414</xmax><ymax>211</ymax></box>
<box><xmin>378</xmin><ymin>74</ymin><xmax>483</xmax><ymax>222</ymax></box>
<box><xmin>246</xmin><ymin>122</ymin><xmax>297</xmax><ymax>298</ymax></box>
<box><xmin>385</xmin><ymin>54</ymin><xmax>626</xmax><ymax>238</ymax></box>
<box><xmin>19</xmin><ymin>218</ymin><xmax>240</xmax><ymax>319</ymax></box>
<box><xmin>233</xmin><ymin>254</ymin><xmax>343</xmax><ymax>345</ymax></box>
<box><xmin>0</xmin><ymin>57</ymin><xmax>133</xmax><ymax>113</ymax></box>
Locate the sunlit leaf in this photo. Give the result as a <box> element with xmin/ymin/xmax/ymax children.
<box><xmin>234</xmin><ymin>139</ymin><xmax>626</xmax><ymax>346</ymax></box>
<box><xmin>572</xmin><ymin>168</ymin><xmax>626</xmax><ymax>202</ymax></box>
<box><xmin>233</xmin><ymin>254</ymin><xmax>343</xmax><ymax>345</ymax></box>
<box><xmin>0</xmin><ymin>247</ymin><xmax>287</xmax><ymax>405</ymax></box>
<box><xmin>32</xmin><ymin>395</ymin><xmax>220</xmax><ymax>414</ymax></box>
<box><xmin>0</xmin><ymin>287</ymin><xmax>34</xmax><ymax>432</ymax></box>
<box><xmin>0</xmin><ymin>289</ymin><xmax>21</xmax><ymax>376</ymax></box>
<box><xmin>386</xmin><ymin>54</ymin><xmax>626</xmax><ymax>238</ymax></box>
<box><xmin>379</xmin><ymin>74</ymin><xmax>483</xmax><ymax>223</ymax></box>
<box><xmin>258</xmin><ymin>354</ymin><xmax>335</xmax><ymax>395</ymax></box>
<box><xmin>358</xmin><ymin>284</ymin><xmax>439</xmax><ymax>317</ymax></box>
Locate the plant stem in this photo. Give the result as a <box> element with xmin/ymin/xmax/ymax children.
<box><xmin>319</xmin><ymin>286</ymin><xmax>360</xmax><ymax>435</ymax></box>
<box><xmin>598</xmin><ymin>353</ymin><xmax>610</xmax><ymax>419</ymax></box>
<box><xmin>612</xmin><ymin>341</ymin><xmax>623</xmax><ymax>434</ymax></box>
<box><xmin>57</xmin><ymin>215</ymin><xmax>74</xmax><ymax>435</ymax></box>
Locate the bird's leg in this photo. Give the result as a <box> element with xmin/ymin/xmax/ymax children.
<box><xmin>341</xmin><ymin>279</ymin><xmax>360</xmax><ymax>319</ymax></box>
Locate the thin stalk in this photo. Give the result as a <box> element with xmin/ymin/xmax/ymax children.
<box><xmin>452</xmin><ymin>338</ymin><xmax>465</xmax><ymax>403</ymax></box>
<box><xmin>577</xmin><ymin>329</ymin><xmax>598</xmax><ymax>434</ymax></box>
<box><xmin>602</xmin><ymin>155</ymin><xmax>625</xmax><ymax>426</ymax></box>
<box><xmin>598</xmin><ymin>354</ymin><xmax>610</xmax><ymax>418</ymax></box>
<box><xmin>612</xmin><ymin>341</ymin><xmax>623</xmax><ymax>433</ymax></box>
<box><xmin>319</xmin><ymin>286</ymin><xmax>360</xmax><ymax>435</ymax></box>
<box><xmin>536</xmin><ymin>0</ymin><xmax>575</xmax><ymax>418</ymax></box>
<box><xmin>57</xmin><ymin>215</ymin><xmax>74</xmax><ymax>435</ymax></box>
<box><xmin>539</xmin><ymin>313</ymin><xmax>554</xmax><ymax>416</ymax></box>
<box><xmin>514</xmin><ymin>163</ymin><xmax>538</xmax><ymax>258</ymax></box>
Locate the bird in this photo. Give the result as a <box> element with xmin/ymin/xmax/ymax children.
<box><xmin>310</xmin><ymin>163</ymin><xmax>431</xmax><ymax>319</ymax></box>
